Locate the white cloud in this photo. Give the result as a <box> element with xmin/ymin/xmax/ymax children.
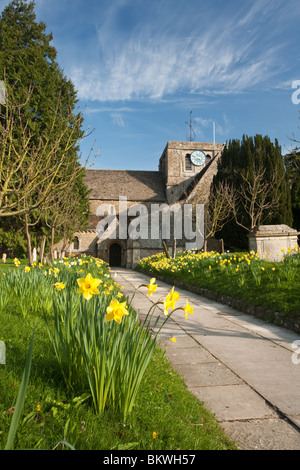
<box><xmin>71</xmin><ymin>1</ymin><xmax>287</xmax><ymax>103</ymax></box>
<box><xmin>25</xmin><ymin>0</ymin><xmax>299</xmax><ymax>104</ymax></box>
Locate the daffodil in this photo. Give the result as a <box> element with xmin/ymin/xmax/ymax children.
<box><xmin>54</xmin><ymin>282</ymin><xmax>66</xmax><ymax>291</ymax></box>
<box><xmin>146</xmin><ymin>277</ymin><xmax>157</xmax><ymax>296</ymax></box>
<box><xmin>77</xmin><ymin>273</ymin><xmax>101</xmax><ymax>300</ymax></box>
<box><xmin>167</xmin><ymin>286</ymin><xmax>180</xmax><ymax>305</ymax></box>
<box><xmin>163</xmin><ymin>287</ymin><xmax>180</xmax><ymax>315</ymax></box>
<box><xmin>182</xmin><ymin>299</ymin><xmax>193</xmax><ymax>320</ymax></box>
<box><xmin>24</xmin><ymin>266</ymin><xmax>30</xmax><ymax>273</ymax></box>
<box><xmin>169</xmin><ymin>337</ymin><xmax>177</xmax><ymax>342</ymax></box>
<box><xmin>105</xmin><ymin>298</ymin><xmax>129</xmax><ymax>324</ymax></box>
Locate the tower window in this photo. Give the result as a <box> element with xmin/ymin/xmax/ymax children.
<box><xmin>185</xmin><ymin>154</ymin><xmax>192</xmax><ymax>171</ymax></box>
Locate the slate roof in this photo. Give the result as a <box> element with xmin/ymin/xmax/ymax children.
<box><xmin>84</xmin><ymin>169</ymin><xmax>166</xmax><ymax>202</ymax></box>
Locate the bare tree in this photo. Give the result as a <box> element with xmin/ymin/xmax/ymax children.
<box><xmin>0</xmin><ymin>77</ymin><xmax>96</xmax><ymax>218</ymax></box>
<box><xmin>205</xmin><ymin>181</ymin><xmax>235</xmax><ymax>239</ymax></box>
<box><xmin>226</xmin><ymin>165</ymin><xmax>284</xmax><ymax>232</ymax></box>
<box><xmin>43</xmin><ymin>179</ymin><xmax>89</xmax><ymax>262</ymax></box>
<box><xmin>192</xmin><ymin>181</ymin><xmax>235</xmax><ymax>250</ymax></box>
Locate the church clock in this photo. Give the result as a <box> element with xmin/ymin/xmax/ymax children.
<box><xmin>190</xmin><ymin>150</ymin><xmax>206</xmax><ymax>166</ymax></box>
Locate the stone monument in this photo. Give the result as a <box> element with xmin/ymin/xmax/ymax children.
<box><xmin>248</xmin><ymin>225</ymin><xmax>299</xmax><ymax>261</ymax></box>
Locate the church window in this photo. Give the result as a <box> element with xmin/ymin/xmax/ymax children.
<box><xmin>185</xmin><ymin>154</ymin><xmax>192</xmax><ymax>171</ymax></box>
<box><xmin>73</xmin><ymin>236</ymin><xmax>79</xmax><ymax>250</ymax></box>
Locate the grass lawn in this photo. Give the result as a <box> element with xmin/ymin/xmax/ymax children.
<box><xmin>0</xmin><ymin>256</ymin><xmax>236</xmax><ymax>450</ymax></box>
<box><xmin>137</xmin><ymin>249</ymin><xmax>300</xmax><ymax>319</ymax></box>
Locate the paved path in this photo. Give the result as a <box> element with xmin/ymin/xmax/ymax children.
<box><xmin>111</xmin><ymin>267</ymin><xmax>300</xmax><ymax>450</ymax></box>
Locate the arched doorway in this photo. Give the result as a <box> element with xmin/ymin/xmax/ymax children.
<box><xmin>109</xmin><ymin>242</ymin><xmax>122</xmax><ymax>267</ymax></box>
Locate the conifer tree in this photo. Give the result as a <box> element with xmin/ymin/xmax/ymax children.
<box><xmin>0</xmin><ymin>0</ymin><xmax>91</xmax><ymax>259</ymax></box>
<box><xmin>285</xmin><ymin>151</ymin><xmax>300</xmax><ymax>230</ymax></box>
<box><xmin>0</xmin><ymin>0</ymin><xmax>78</xmax><ymax>136</ymax></box>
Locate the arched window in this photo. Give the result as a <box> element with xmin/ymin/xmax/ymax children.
<box><xmin>73</xmin><ymin>236</ymin><xmax>79</xmax><ymax>250</ymax></box>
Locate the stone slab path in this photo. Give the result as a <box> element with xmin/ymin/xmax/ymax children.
<box><xmin>111</xmin><ymin>267</ymin><xmax>300</xmax><ymax>450</ymax></box>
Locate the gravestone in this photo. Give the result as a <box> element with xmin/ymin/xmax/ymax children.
<box><xmin>32</xmin><ymin>247</ymin><xmax>37</xmax><ymax>263</ymax></box>
<box><xmin>0</xmin><ymin>341</ymin><xmax>5</xmax><ymax>364</ymax></box>
<box><xmin>2</xmin><ymin>253</ymin><xmax>6</xmax><ymax>263</ymax></box>
<box><xmin>248</xmin><ymin>225</ymin><xmax>299</xmax><ymax>262</ymax></box>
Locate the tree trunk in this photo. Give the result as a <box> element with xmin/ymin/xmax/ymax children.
<box><xmin>50</xmin><ymin>226</ymin><xmax>55</xmax><ymax>262</ymax></box>
<box><xmin>39</xmin><ymin>235</ymin><xmax>46</xmax><ymax>263</ymax></box>
<box><xmin>172</xmin><ymin>238</ymin><xmax>176</xmax><ymax>258</ymax></box>
<box><xmin>24</xmin><ymin>214</ymin><xmax>33</xmax><ymax>265</ymax></box>
<box><xmin>162</xmin><ymin>241</ymin><xmax>170</xmax><ymax>258</ymax></box>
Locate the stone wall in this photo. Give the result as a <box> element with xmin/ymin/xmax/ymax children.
<box><xmin>53</xmin><ymin>230</ymin><xmax>98</xmax><ymax>257</ymax></box>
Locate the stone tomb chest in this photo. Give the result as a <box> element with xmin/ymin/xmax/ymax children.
<box><xmin>248</xmin><ymin>225</ymin><xmax>299</xmax><ymax>262</ymax></box>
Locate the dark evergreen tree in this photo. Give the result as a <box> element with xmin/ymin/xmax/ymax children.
<box><xmin>285</xmin><ymin>151</ymin><xmax>300</xmax><ymax>230</ymax></box>
<box><xmin>212</xmin><ymin>134</ymin><xmax>293</xmax><ymax>249</ymax></box>
<box><xmin>0</xmin><ymin>0</ymin><xmax>78</xmax><ymax>134</ymax></box>
<box><xmin>0</xmin><ymin>0</ymin><xmax>90</xmax><ymax>259</ymax></box>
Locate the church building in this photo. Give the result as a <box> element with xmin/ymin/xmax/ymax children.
<box><xmin>55</xmin><ymin>141</ymin><xmax>224</xmax><ymax>267</ymax></box>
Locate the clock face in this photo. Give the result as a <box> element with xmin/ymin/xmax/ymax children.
<box><xmin>190</xmin><ymin>150</ymin><xmax>206</xmax><ymax>166</ymax></box>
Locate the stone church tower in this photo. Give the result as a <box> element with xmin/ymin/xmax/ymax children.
<box><xmin>159</xmin><ymin>141</ymin><xmax>224</xmax><ymax>205</ymax></box>
<box><xmin>54</xmin><ymin>141</ymin><xmax>224</xmax><ymax>267</ymax></box>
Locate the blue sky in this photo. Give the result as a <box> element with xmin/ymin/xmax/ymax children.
<box><xmin>1</xmin><ymin>0</ymin><xmax>300</xmax><ymax>170</ymax></box>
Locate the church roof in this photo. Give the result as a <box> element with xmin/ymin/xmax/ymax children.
<box><xmin>84</xmin><ymin>169</ymin><xmax>166</xmax><ymax>202</ymax></box>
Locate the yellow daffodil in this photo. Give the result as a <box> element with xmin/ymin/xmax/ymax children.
<box><xmin>54</xmin><ymin>282</ymin><xmax>66</xmax><ymax>291</ymax></box>
<box><xmin>24</xmin><ymin>266</ymin><xmax>30</xmax><ymax>273</ymax></box>
<box><xmin>146</xmin><ymin>277</ymin><xmax>157</xmax><ymax>296</ymax></box>
<box><xmin>77</xmin><ymin>273</ymin><xmax>101</xmax><ymax>300</ymax></box>
<box><xmin>13</xmin><ymin>258</ymin><xmax>20</xmax><ymax>266</ymax></box>
<box><xmin>166</xmin><ymin>286</ymin><xmax>180</xmax><ymax>305</ymax></box>
<box><xmin>152</xmin><ymin>432</ymin><xmax>157</xmax><ymax>439</ymax></box>
<box><xmin>183</xmin><ymin>299</ymin><xmax>194</xmax><ymax>320</ymax></box>
<box><xmin>169</xmin><ymin>337</ymin><xmax>177</xmax><ymax>342</ymax></box>
<box><xmin>163</xmin><ymin>287</ymin><xmax>180</xmax><ymax>315</ymax></box>
<box><xmin>105</xmin><ymin>298</ymin><xmax>129</xmax><ymax>324</ymax></box>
